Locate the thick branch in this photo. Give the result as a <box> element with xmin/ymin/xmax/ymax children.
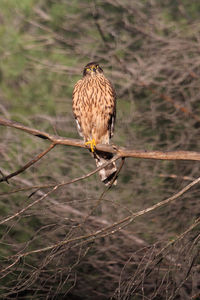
<box><xmin>1</xmin><ymin>117</ymin><xmax>200</xmax><ymax>161</ymax></box>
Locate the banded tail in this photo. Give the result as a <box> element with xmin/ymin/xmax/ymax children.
<box><xmin>93</xmin><ymin>151</ymin><xmax>117</xmax><ymax>186</ymax></box>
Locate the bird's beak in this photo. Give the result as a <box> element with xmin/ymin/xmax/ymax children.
<box><xmin>92</xmin><ymin>67</ymin><xmax>96</xmax><ymax>72</ymax></box>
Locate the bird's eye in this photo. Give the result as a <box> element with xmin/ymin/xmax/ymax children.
<box><xmin>96</xmin><ymin>65</ymin><xmax>99</xmax><ymax>68</ymax></box>
<box><xmin>86</xmin><ymin>68</ymin><xmax>90</xmax><ymax>71</ymax></box>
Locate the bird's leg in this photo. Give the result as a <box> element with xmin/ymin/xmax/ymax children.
<box><xmin>85</xmin><ymin>138</ymin><xmax>96</xmax><ymax>152</ymax></box>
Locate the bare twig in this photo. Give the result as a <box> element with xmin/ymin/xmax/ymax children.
<box><xmin>0</xmin><ymin>169</ymin><xmax>9</xmax><ymax>183</ymax></box>
<box><xmin>7</xmin><ymin>176</ymin><xmax>200</xmax><ymax>259</ymax></box>
<box><xmin>0</xmin><ymin>154</ymin><xmax>120</xmax><ymax>226</ymax></box>
<box><xmin>0</xmin><ymin>143</ymin><xmax>56</xmax><ymax>183</ymax></box>
<box><xmin>139</xmin><ymin>82</ymin><xmax>200</xmax><ymax>123</ymax></box>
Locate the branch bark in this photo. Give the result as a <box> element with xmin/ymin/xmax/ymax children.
<box><xmin>1</xmin><ymin>116</ymin><xmax>200</xmax><ymax>161</ymax></box>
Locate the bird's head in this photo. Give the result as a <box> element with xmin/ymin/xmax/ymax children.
<box><xmin>83</xmin><ymin>62</ymin><xmax>103</xmax><ymax>77</ymax></box>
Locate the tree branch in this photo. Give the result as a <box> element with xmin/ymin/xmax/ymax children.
<box><xmin>0</xmin><ymin>143</ymin><xmax>56</xmax><ymax>183</ymax></box>
<box><xmin>1</xmin><ymin>116</ymin><xmax>200</xmax><ymax>161</ymax></box>
<box><xmin>0</xmin><ymin>154</ymin><xmax>120</xmax><ymax>226</ymax></box>
<box><xmin>8</xmin><ymin>176</ymin><xmax>200</xmax><ymax>259</ymax></box>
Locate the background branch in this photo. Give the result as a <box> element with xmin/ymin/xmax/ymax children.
<box><xmin>0</xmin><ymin>154</ymin><xmax>120</xmax><ymax>226</ymax></box>
<box><xmin>9</xmin><ymin>175</ymin><xmax>200</xmax><ymax>259</ymax></box>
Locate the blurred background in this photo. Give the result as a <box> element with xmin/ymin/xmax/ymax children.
<box><xmin>0</xmin><ymin>0</ymin><xmax>200</xmax><ymax>299</ymax></box>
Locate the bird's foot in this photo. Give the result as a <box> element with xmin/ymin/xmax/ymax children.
<box><xmin>85</xmin><ymin>138</ymin><xmax>96</xmax><ymax>152</ymax></box>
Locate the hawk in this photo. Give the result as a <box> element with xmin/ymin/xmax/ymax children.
<box><xmin>72</xmin><ymin>62</ymin><xmax>117</xmax><ymax>185</ymax></box>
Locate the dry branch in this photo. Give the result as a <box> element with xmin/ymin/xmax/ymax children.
<box><xmin>1</xmin><ymin>117</ymin><xmax>200</xmax><ymax>162</ymax></box>
<box><xmin>0</xmin><ymin>143</ymin><xmax>56</xmax><ymax>183</ymax></box>
<box><xmin>0</xmin><ymin>155</ymin><xmax>119</xmax><ymax>225</ymax></box>
<box><xmin>7</xmin><ymin>175</ymin><xmax>200</xmax><ymax>260</ymax></box>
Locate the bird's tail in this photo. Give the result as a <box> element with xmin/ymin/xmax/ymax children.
<box><xmin>93</xmin><ymin>151</ymin><xmax>117</xmax><ymax>186</ymax></box>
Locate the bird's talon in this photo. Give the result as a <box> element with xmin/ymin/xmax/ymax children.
<box><xmin>85</xmin><ymin>138</ymin><xmax>96</xmax><ymax>152</ymax></box>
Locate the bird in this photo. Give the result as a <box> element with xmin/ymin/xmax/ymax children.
<box><xmin>72</xmin><ymin>62</ymin><xmax>117</xmax><ymax>185</ymax></box>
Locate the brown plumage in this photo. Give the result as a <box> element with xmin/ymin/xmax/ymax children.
<box><xmin>72</xmin><ymin>62</ymin><xmax>117</xmax><ymax>185</ymax></box>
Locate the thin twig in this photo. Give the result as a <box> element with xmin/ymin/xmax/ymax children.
<box><xmin>0</xmin><ymin>154</ymin><xmax>120</xmax><ymax>226</ymax></box>
<box><xmin>0</xmin><ymin>143</ymin><xmax>56</xmax><ymax>183</ymax></box>
<box><xmin>0</xmin><ymin>169</ymin><xmax>9</xmax><ymax>184</ymax></box>
<box><xmin>8</xmin><ymin>176</ymin><xmax>200</xmax><ymax>259</ymax></box>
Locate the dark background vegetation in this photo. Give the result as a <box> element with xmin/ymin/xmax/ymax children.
<box><xmin>0</xmin><ymin>0</ymin><xmax>200</xmax><ymax>299</ymax></box>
